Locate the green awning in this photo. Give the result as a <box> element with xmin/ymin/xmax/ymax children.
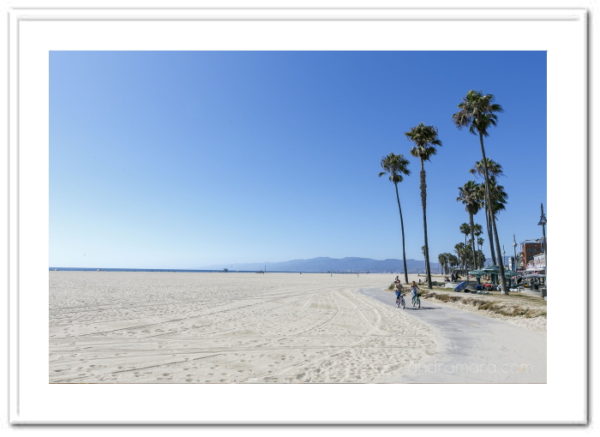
<box><xmin>469</xmin><ymin>267</ymin><xmax>518</xmax><ymax>278</ymax></box>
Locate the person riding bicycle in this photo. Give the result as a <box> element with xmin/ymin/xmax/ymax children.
<box><xmin>394</xmin><ymin>276</ymin><xmax>404</xmax><ymax>297</ymax></box>
<box><xmin>394</xmin><ymin>276</ymin><xmax>405</xmax><ymax>308</ymax></box>
<box><xmin>410</xmin><ymin>281</ymin><xmax>420</xmax><ymax>305</ymax></box>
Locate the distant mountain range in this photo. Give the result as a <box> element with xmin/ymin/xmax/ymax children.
<box><xmin>214</xmin><ymin>257</ymin><xmax>440</xmax><ymax>274</ymax></box>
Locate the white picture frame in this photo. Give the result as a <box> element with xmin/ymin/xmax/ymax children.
<box><xmin>4</xmin><ymin>1</ymin><xmax>589</xmax><ymax>426</ymax></box>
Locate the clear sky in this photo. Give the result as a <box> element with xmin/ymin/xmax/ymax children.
<box><xmin>50</xmin><ymin>51</ymin><xmax>546</xmax><ymax>269</ymax></box>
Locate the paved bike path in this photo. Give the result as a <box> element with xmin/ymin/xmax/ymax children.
<box><xmin>359</xmin><ymin>288</ymin><xmax>546</xmax><ymax>383</ymax></box>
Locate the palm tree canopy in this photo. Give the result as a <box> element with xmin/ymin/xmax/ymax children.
<box><xmin>378</xmin><ymin>153</ymin><xmax>410</xmax><ymax>183</ymax></box>
<box><xmin>470</xmin><ymin>158</ymin><xmax>504</xmax><ymax>180</ymax></box>
<box><xmin>454</xmin><ymin>242</ymin><xmax>466</xmax><ymax>254</ymax></box>
<box><xmin>488</xmin><ymin>179</ymin><xmax>508</xmax><ymax>214</ymax></box>
<box><xmin>472</xmin><ymin>223</ymin><xmax>483</xmax><ymax>237</ymax></box>
<box><xmin>405</xmin><ymin>123</ymin><xmax>442</xmax><ymax>161</ymax></box>
<box><xmin>459</xmin><ymin>223</ymin><xmax>471</xmax><ymax>236</ymax></box>
<box><xmin>447</xmin><ymin>254</ymin><xmax>460</xmax><ymax>267</ymax></box>
<box><xmin>457</xmin><ymin>180</ymin><xmax>482</xmax><ymax>215</ymax></box>
<box><xmin>452</xmin><ymin>90</ymin><xmax>503</xmax><ymax>137</ymax></box>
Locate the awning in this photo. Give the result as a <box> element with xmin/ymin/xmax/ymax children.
<box><xmin>469</xmin><ymin>267</ymin><xmax>518</xmax><ymax>278</ymax></box>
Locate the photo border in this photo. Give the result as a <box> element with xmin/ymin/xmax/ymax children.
<box><xmin>5</xmin><ymin>4</ymin><xmax>589</xmax><ymax>426</ymax></box>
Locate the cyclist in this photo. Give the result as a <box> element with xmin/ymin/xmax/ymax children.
<box><xmin>394</xmin><ymin>277</ymin><xmax>405</xmax><ymax>309</ymax></box>
<box><xmin>410</xmin><ymin>281</ymin><xmax>421</xmax><ymax>309</ymax></box>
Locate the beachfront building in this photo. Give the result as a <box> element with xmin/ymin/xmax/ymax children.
<box><xmin>518</xmin><ymin>240</ymin><xmax>546</xmax><ymax>297</ymax></box>
<box><xmin>527</xmin><ymin>253</ymin><xmax>546</xmax><ymax>272</ymax></box>
<box><xmin>520</xmin><ymin>239</ymin><xmax>544</xmax><ymax>270</ymax></box>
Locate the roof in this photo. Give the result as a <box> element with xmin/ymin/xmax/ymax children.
<box><xmin>469</xmin><ymin>266</ymin><xmax>518</xmax><ymax>277</ymax></box>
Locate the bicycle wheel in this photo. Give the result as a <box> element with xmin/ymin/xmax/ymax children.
<box><xmin>412</xmin><ymin>296</ymin><xmax>420</xmax><ymax>309</ymax></box>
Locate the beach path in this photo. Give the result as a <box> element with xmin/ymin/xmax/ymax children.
<box><xmin>360</xmin><ymin>288</ymin><xmax>546</xmax><ymax>383</ymax></box>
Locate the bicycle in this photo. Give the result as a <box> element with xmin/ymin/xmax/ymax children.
<box><xmin>412</xmin><ymin>293</ymin><xmax>421</xmax><ymax>309</ymax></box>
<box><xmin>396</xmin><ymin>293</ymin><xmax>406</xmax><ymax>309</ymax></box>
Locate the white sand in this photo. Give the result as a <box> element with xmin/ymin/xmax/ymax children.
<box><xmin>49</xmin><ymin>272</ymin><xmax>437</xmax><ymax>383</ymax></box>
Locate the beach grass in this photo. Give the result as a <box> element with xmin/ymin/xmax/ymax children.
<box><xmin>420</xmin><ymin>287</ymin><xmax>547</xmax><ymax>319</ymax></box>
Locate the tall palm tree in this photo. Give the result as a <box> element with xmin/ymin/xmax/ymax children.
<box><xmin>488</xmin><ymin>178</ymin><xmax>508</xmax><ymax>218</ymax></box>
<box><xmin>482</xmin><ymin>180</ymin><xmax>508</xmax><ymax>267</ymax></box>
<box><xmin>457</xmin><ymin>181</ymin><xmax>482</xmax><ymax>271</ymax></box>
<box><xmin>453</xmin><ymin>90</ymin><xmax>508</xmax><ymax>294</ymax></box>
<box><xmin>406</xmin><ymin>123</ymin><xmax>442</xmax><ymax>289</ymax></box>
<box><xmin>471</xmin><ymin>158</ymin><xmax>503</xmax><ymax>264</ymax></box>
<box><xmin>379</xmin><ymin>153</ymin><xmax>411</xmax><ymax>283</ymax></box>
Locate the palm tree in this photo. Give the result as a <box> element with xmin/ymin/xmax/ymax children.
<box><xmin>488</xmin><ymin>178</ymin><xmax>508</xmax><ymax>218</ymax></box>
<box><xmin>457</xmin><ymin>181</ymin><xmax>482</xmax><ymax>271</ymax></box>
<box><xmin>438</xmin><ymin>253</ymin><xmax>448</xmax><ymax>275</ymax></box>
<box><xmin>438</xmin><ymin>253</ymin><xmax>446</xmax><ymax>275</ymax></box>
<box><xmin>474</xmin><ymin>231</ymin><xmax>484</xmax><ymax>267</ymax></box>
<box><xmin>471</xmin><ymin>158</ymin><xmax>503</xmax><ymax>264</ymax></box>
<box><xmin>477</xmin><ymin>236</ymin><xmax>484</xmax><ymax>252</ymax></box>
<box><xmin>470</xmin><ymin>158</ymin><xmax>503</xmax><ymax>181</ymax></box>
<box><xmin>459</xmin><ymin>223</ymin><xmax>471</xmax><ymax>246</ymax></box>
<box><xmin>453</xmin><ymin>90</ymin><xmax>508</xmax><ymax>294</ymax></box>
<box><xmin>447</xmin><ymin>254</ymin><xmax>460</xmax><ymax>271</ymax></box>
<box><xmin>406</xmin><ymin>123</ymin><xmax>442</xmax><ymax>289</ymax></box>
<box><xmin>379</xmin><ymin>153</ymin><xmax>411</xmax><ymax>283</ymax></box>
<box><xmin>475</xmin><ymin>250</ymin><xmax>486</xmax><ymax>269</ymax></box>
<box><xmin>445</xmin><ymin>252</ymin><xmax>455</xmax><ymax>275</ymax></box>
<box><xmin>481</xmin><ymin>180</ymin><xmax>508</xmax><ymax>266</ymax></box>
<box><xmin>454</xmin><ymin>242</ymin><xmax>467</xmax><ymax>270</ymax></box>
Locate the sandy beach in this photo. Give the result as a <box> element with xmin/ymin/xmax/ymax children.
<box><xmin>49</xmin><ymin>271</ymin><xmax>545</xmax><ymax>384</ymax></box>
<box><xmin>50</xmin><ymin>271</ymin><xmax>438</xmax><ymax>383</ymax></box>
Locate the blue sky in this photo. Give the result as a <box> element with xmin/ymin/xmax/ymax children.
<box><xmin>50</xmin><ymin>51</ymin><xmax>546</xmax><ymax>269</ymax></box>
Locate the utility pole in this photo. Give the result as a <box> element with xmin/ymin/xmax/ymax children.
<box><xmin>538</xmin><ymin>203</ymin><xmax>547</xmax><ymax>298</ymax></box>
<box><xmin>512</xmin><ymin>234</ymin><xmax>518</xmax><ymax>272</ymax></box>
<box><xmin>538</xmin><ymin>204</ymin><xmax>547</xmax><ymax>258</ymax></box>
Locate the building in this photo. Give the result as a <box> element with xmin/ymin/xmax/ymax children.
<box><xmin>521</xmin><ymin>239</ymin><xmax>543</xmax><ymax>269</ymax></box>
<box><xmin>527</xmin><ymin>252</ymin><xmax>546</xmax><ymax>271</ymax></box>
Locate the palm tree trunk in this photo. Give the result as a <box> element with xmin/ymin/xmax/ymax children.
<box><xmin>479</xmin><ymin>133</ymin><xmax>508</xmax><ymax>294</ymax></box>
<box><xmin>419</xmin><ymin>159</ymin><xmax>433</xmax><ymax>289</ymax></box>
<box><xmin>469</xmin><ymin>212</ymin><xmax>477</xmax><ymax>270</ymax></box>
<box><xmin>394</xmin><ymin>183</ymin><xmax>409</xmax><ymax>284</ymax></box>
<box><xmin>485</xmin><ymin>207</ymin><xmax>497</xmax><ymax>265</ymax></box>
